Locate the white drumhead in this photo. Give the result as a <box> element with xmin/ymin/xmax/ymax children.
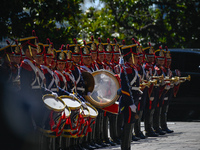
<box><xmin>87</xmin><ymin>105</ymin><xmax>97</xmax><ymax>117</ymax></box>
<box><xmin>61</xmin><ymin>97</ymin><xmax>81</xmax><ymax>109</ymax></box>
<box><xmin>44</xmin><ymin>97</ymin><xmax>65</xmax><ymax>111</ymax></box>
<box><xmin>82</xmin><ymin>108</ymin><xmax>90</xmax><ymax>117</ymax></box>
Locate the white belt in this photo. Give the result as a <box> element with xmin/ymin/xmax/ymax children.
<box><xmin>164</xmin><ymin>97</ymin><xmax>168</xmax><ymax>100</ymax></box>
<box><xmin>32</xmin><ymin>85</ymin><xmax>41</xmax><ymax>89</ymax></box>
<box><xmin>131</xmin><ymin>87</ymin><xmax>140</xmax><ymax>91</ymax></box>
<box><xmin>77</xmin><ymin>87</ymin><xmax>85</xmax><ymax>92</ymax></box>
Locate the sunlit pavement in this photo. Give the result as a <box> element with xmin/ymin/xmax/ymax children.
<box><xmin>99</xmin><ymin>122</ymin><xmax>200</xmax><ymax>150</ymax></box>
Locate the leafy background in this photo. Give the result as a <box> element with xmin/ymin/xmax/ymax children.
<box><xmin>0</xmin><ymin>0</ymin><xmax>200</xmax><ymax>49</ymax></box>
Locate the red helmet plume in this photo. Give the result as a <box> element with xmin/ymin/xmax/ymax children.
<box><xmin>32</xmin><ymin>30</ymin><xmax>36</xmax><ymax>36</ymax></box>
<box><xmin>98</xmin><ymin>37</ymin><xmax>101</xmax><ymax>43</ymax></box>
<box><xmin>83</xmin><ymin>40</ymin><xmax>87</xmax><ymax>46</ymax></box>
<box><xmin>114</xmin><ymin>38</ymin><xmax>117</xmax><ymax>44</ymax></box>
<box><xmin>122</xmin><ymin>40</ymin><xmax>125</xmax><ymax>46</ymax></box>
<box><xmin>148</xmin><ymin>42</ymin><xmax>152</xmax><ymax>47</ymax></box>
<box><xmin>6</xmin><ymin>40</ymin><xmax>10</xmax><ymax>45</ymax></box>
<box><xmin>73</xmin><ymin>38</ymin><xmax>77</xmax><ymax>44</ymax></box>
<box><xmin>107</xmin><ymin>38</ymin><xmax>110</xmax><ymax>43</ymax></box>
<box><xmin>165</xmin><ymin>46</ymin><xmax>168</xmax><ymax>51</ymax></box>
<box><xmin>91</xmin><ymin>36</ymin><xmax>94</xmax><ymax>41</ymax></box>
<box><xmin>132</xmin><ymin>38</ymin><xmax>137</xmax><ymax>44</ymax></box>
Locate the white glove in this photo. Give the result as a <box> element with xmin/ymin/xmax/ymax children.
<box><xmin>81</xmin><ymin>102</ymin><xmax>87</xmax><ymax>108</ymax></box>
<box><xmin>52</xmin><ymin>92</ymin><xmax>58</xmax><ymax>98</ymax></box>
<box><xmin>150</xmin><ymin>97</ymin><xmax>154</xmax><ymax>101</ymax></box>
<box><xmin>129</xmin><ymin>104</ymin><xmax>137</xmax><ymax>113</ymax></box>
<box><xmin>69</xmin><ymin>93</ymin><xmax>76</xmax><ymax>99</ymax></box>
<box><xmin>87</xmin><ymin>92</ymin><xmax>92</xmax><ymax>96</ymax></box>
<box><xmin>119</xmin><ymin>56</ymin><xmax>124</xmax><ymax>65</ymax></box>
<box><xmin>165</xmin><ymin>85</ymin><xmax>170</xmax><ymax>90</ymax></box>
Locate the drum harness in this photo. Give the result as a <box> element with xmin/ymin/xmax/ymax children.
<box><xmin>41</xmin><ymin>65</ymin><xmax>59</xmax><ymax>92</ymax></box>
<box><xmin>55</xmin><ymin>70</ymin><xmax>67</xmax><ymax>91</ymax></box>
<box><xmin>24</xmin><ymin>59</ymin><xmax>46</xmax><ymax>89</ymax></box>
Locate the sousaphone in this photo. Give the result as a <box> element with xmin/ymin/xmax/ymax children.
<box><xmin>84</xmin><ymin>70</ymin><xmax>120</xmax><ymax>108</ymax></box>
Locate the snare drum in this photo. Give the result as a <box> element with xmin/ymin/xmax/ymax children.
<box><xmin>41</xmin><ymin>94</ymin><xmax>68</xmax><ymax>137</ymax></box>
<box><xmin>76</xmin><ymin>106</ymin><xmax>90</xmax><ymax>137</ymax></box>
<box><xmin>85</xmin><ymin>103</ymin><xmax>98</xmax><ymax>136</ymax></box>
<box><xmin>59</xmin><ymin>95</ymin><xmax>82</xmax><ymax>137</ymax></box>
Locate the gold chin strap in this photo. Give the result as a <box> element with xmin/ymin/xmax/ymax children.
<box><xmin>131</xmin><ymin>53</ymin><xmax>135</xmax><ymax>65</ymax></box>
<box><xmin>6</xmin><ymin>54</ymin><xmax>11</xmax><ymax>62</ymax></box>
<box><xmin>28</xmin><ymin>45</ymin><xmax>33</xmax><ymax>57</ymax></box>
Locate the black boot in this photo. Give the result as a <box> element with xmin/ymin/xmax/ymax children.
<box><xmin>137</xmin><ymin>131</ymin><xmax>146</xmax><ymax>139</ymax></box>
<box><xmin>161</xmin><ymin>104</ymin><xmax>174</xmax><ymax>133</ymax></box>
<box><xmin>132</xmin><ymin>134</ymin><xmax>140</xmax><ymax>141</ymax></box>
<box><xmin>105</xmin><ymin>138</ymin><xmax>116</xmax><ymax>146</ymax></box>
<box><xmin>145</xmin><ymin>109</ymin><xmax>159</xmax><ymax>137</ymax></box>
<box><xmin>134</xmin><ymin>111</ymin><xmax>143</xmax><ymax>138</ymax></box>
<box><xmin>153</xmin><ymin>107</ymin><xmax>166</xmax><ymax>135</ymax></box>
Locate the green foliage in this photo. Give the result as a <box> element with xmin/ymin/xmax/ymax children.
<box><xmin>81</xmin><ymin>0</ymin><xmax>200</xmax><ymax>48</ymax></box>
<box><xmin>0</xmin><ymin>0</ymin><xmax>83</xmax><ymax>48</ymax></box>
<box><xmin>1</xmin><ymin>0</ymin><xmax>200</xmax><ymax>48</ymax></box>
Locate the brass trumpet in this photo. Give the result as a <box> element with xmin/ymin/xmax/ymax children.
<box><xmin>152</xmin><ymin>74</ymin><xmax>164</xmax><ymax>80</ymax></box>
<box><xmin>142</xmin><ymin>79</ymin><xmax>158</xmax><ymax>85</ymax></box>
<box><xmin>140</xmin><ymin>81</ymin><xmax>151</xmax><ymax>88</ymax></box>
<box><xmin>164</xmin><ymin>76</ymin><xmax>179</xmax><ymax>83</ymax></box>
<box><xmin>178</xmin><ymin>75</ymin><xmax>191</xmax><ymax>83</ymax></box>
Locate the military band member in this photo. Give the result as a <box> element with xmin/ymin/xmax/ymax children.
<box><xmin>79</xmin><ymin>41</ymin><xmax>98</xmax><ymax>150</ymax></box>
<box><xmin>41</xmin><ymin>39</ymin><xmax>59</xmax><ymax>93</ymax></box>
<box><xmin>101</xmin><ymin>38</ymin><xmax>117</xmax><ymax>146</ymax></box>
<box><xmin>95</xmin><ymin>37</ymin><xmax>106</xmax><ymax>70</ymax></box>
<box><xmin>161</xmin><ymin>47</ymin><xmax>174</xmax><ymax>133</ymax></box>
<box><xmin>86</xmin><ymin>36</ymin><xmax>98</xmax><ymax>71</ymax></box>
<box><xmin>54</xmin><ymin>48</ymin><xmax>70</xmax><ymax>95</ymax></box>
<box><xmin>93</xmin><ymin>37</ymin><xmax>110</xmax><ymax>148</ymax></box>
<box><xmin>132</xmin><ymin>38</ymin><xmax>147</xmax><ymax>140</ymax></box>
<box><xmin>143</xmin><ymin>43</ymin><xmax>159</xmax><ymax>137</ymax></box>
<box><xmin>103</xmin><ymin>38</ymin><xmax>114</xmax><ymax>72</ymax></box>
<box><xmin>153</xmin><ymin>46</ymin><xmax>167</xmax><ymax>135</ymax></box>
<box><xmin>111</xmin><ymin>38</ymin><xmax>121</xmax><ymax>75</ymax></box>
<box><xmin>69</xmin><ymin>38</ymin><xmax>86</xmax><ymax>96</ymax></box>
<box><xmin>108</xmin><ymin>38</ymin><xmax>122</xmax><ymax>145</ymax></box>
<box><xmin>80</xmin><ymin>40</ymin><xmax>96</xmax><ymax>73</ymax></box>
<box><xmin>119</xmin><ymin>42</ymin><xmax>140</xmax><ymax>150</ymax></box>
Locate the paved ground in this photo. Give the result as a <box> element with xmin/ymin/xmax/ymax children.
<box><xmin>99</xmin><ymin>122</ymin><xmax>200</xmax><ymax>150</ymax></box>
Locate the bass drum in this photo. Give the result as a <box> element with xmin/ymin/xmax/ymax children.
<box><xmin>84</xmin><ymin>70</ymin><xmax>120</xmax><ymax>108</ymax></box>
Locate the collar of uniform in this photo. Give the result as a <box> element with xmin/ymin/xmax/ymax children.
<box><xmin>103</xmin><ymin>59</ymin><xmax>110</xmax><ymax>65</ymax></box>
<box><xmin>96</xmin><ymin>59</ymin><xmax>103</xmax><ymax>65</ymax></box>
<box><xmin>112</xmin><ymin>59</ymin><xmax>119</xmax><ymax>65</ymax></box>
<box><xmin>83</xmin><ymin>64</ymin><xmax>92</xmax><ymax>68</ymax></box>
<box><xmin>125</xmin><ymin>62</ymin><xmax>137</xmax><ymax>69</ymax></box>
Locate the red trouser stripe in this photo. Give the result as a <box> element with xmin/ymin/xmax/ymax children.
<box><xmin>149</xmin><ymin>100</ymin><xmax>152</xmax><ymax>110</ymax></box>
<box><xmin>138</xmin><ymin>102</ymin><xmax>141</xmax><ymax>111</ymax></box>
<box><xmin>128</xmin><ymin>107</ymin><xmax>131</xmax><ymax>123</ymax></box>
